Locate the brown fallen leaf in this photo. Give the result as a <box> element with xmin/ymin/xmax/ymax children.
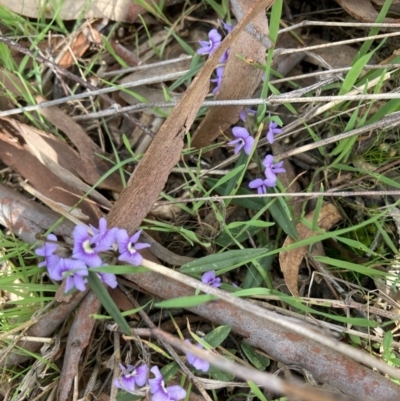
<box><xmin>191</xmin><ymin>0</ymin><xmax>269</xmax><ymax>149</ymax></box>
<box><xmin>279</xmin><ymin>203</ymin><xmax>343</xmax><ymax>296</ymax></box>
<box><xmin>57</xmin><ymin>20</ymin><xmax>104</xmax><ymax>69</ymax></box>
<box><xmin>336</xmin><ymin>0</ymin><xmax>400</xmax><ymax>22</ymax></box>
<box><xmin>107</xmin><ymin>0</ymin><xmax>276</xmax><ymax>232</ymax></box>
<box><xmin>0</xmin><ymin>0</ymin><xmax>150</xmax><ymax>23</ymax></box>
<box><xmin>36</xmin><ymin>96</ymin><xmax>123</xmax><ymax>193</ymax></box>
<box><xmin>0</xmin><ymin>118</ymin><xmax>101</xmax><ymax>221</ymax></box>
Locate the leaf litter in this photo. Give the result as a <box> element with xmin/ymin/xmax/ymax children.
<box><xmin>1</xmin><ymin>1</ymin><xmax>400</xmax><ymax>401</ymax></box>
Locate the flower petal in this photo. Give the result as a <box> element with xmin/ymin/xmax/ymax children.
<box><xmin>232</xmin><ymin>126</ymin><xmax>250</xmax><ymax>139</ymax></box>
<box><xmin>165</xmin><ymin>385</ymin><xmax>187</xmax><ymax>400</ymax></box>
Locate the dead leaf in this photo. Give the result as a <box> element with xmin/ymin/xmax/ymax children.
<box><xmin>58</xmin><ymin>32</ymin><xmax>90</xmax><ymax>70</ymax></box>
<box><xmin>107</xmin><ymin>0</ymin><xmax>276</xmax><ymax>232</ymax></box>
<box><xmin>336</xmin><ymin>0</ymin><xmax>400</xmax><ymax>22</ymax></box>
<box><xmin>303</xmin><ymin>37</ymin><xmax>360</xmax><ymax>70</ymax></box>
<box><xmin>279</xmin><ymin>203</ymin><xmax>343</xmax><ymax>296</ymax></box>
<box><xmin>0</xmin><ymin>117</ymin><xmax>102</xmax><ymax>221</ymax></box>
<box><xmin>36</xmin><ymin>96</ymin><xmax>123</xmax><ymax>193</ymax></box>
<box><xmin>0</xmin><ymin>0</ymin><xmax>150</xmax><ymax>23</ymax></box>
<box><xmin>191</xmin><ymin>0</ymin><xmax>269</xmax><ymax>149</ymax></box>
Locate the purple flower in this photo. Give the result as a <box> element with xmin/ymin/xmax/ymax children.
<box><xmin>90</xmin><ymin>217</ymin><xmax>118</xmax><ymax>252</ymax></box>
<box><xmin>219</xmin><ymin>50</ymin><xmax>229</xmax><ymax>63</ymax></box>
<box><xmin>72</xmin><ymin>224</ymin><xmax>102</xmax><ymax>267</ymax></box>
<box><xmin>35</xmin><ymin>234</ymin><xmax>61</xmax><ymax>280</ymax></box>
<box><xmin>98</xmin><ymin>270</ymin><xmax>118</xmax><ymax>288</ymax></box>
<box><xmin>227</xmin><ymin>127</ymin><xmax>254</xmax><ymax>155</ymax></box>
<box><xmin>248</xmin><ymin>177</ymin><xmax>275</xmax><ymax>194</ymax></box>
<box><xmin>197</xmin><ymin>29</ymin><xmax>221</xmax><ymax>55</ymax></box>
<box><xmin>249</xmin><ymin>155</ymin><xmax>286</xmax><ymax>194</ymax></box>
<box><xmin>201</xmin><ymin>270</ymin><xmax>221</xmax><ymax>288</ymax></box>
<box><xmin>184</xmin><ymin>340</ymin><xmax>210</xmax><ymax>372</ymax></box>
<box><xmin>221</xmin><ymin>21</ymin><xmax>233</xmax><ymax>33</ymax></box>
<box><xmin>113</xmin><ymin>363</ymin><xmax>148</xmax><ymax>393</ymax></box>
<box><xmin>239</xmin><ymin>108</ymin><xmax>256</xmax><ymax>122</ymax></box>
<box><xmin>262</xmin><ymin>154</ymin><xmax>286</xmax><ymax>184</ymax></box>
<box><xmin>211</xmin><ymin>66</ymin><xmax>224</xmax><ymax>94</ymax></box>
<box><xmin>116</xmin><ymin>229</ymin><xmax>150</xmax><ymax>266</ymax></box>
<box><xmin>266</xmin><ymin>121</ymin><xmax>283</xmax><ymax>144</ymax></box>
<box><xmin>149</xmin><ymin>366</ymin><xmax>186</xmax><ymax>401</ymax></box>
<box><xmin>51</xmin><ymin>258</ymin><xmax>88</xmax><ymax>293</ymax></box>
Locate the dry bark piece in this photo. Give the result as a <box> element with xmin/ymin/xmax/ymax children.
<box><xmin>107</xmin><ymin>0</ymin><xmax>276</xmax><ymax>232</ymax></box>
<box><xmin>58</xmin><ymin>291</ymin><xmax>100</xmax><ymax>401</ymax></box>
<box><xmin>191</xmin><ymin>0</ymin><xmax>270</xmax><ymax>149</ymax></box>
<box><xmin>279</xmin><ymin>203</ymin><xmax>343</xmax><ymax>296</ymax></box>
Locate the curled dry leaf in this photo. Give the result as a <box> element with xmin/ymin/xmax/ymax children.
<box><xmin>279</xmin><ymin>203</ymin><xmax>343</xmax><ymax>296</ymax></box>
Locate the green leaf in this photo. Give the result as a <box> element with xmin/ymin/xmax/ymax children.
<box><xmin>314</xmin><ymin>256</ymin><xmax>388</xmax><ymax>278</ymax></box>
<box><xmin>209</xmin><ymin>366</ymin><xmax>235</xmax><ymax>381</ymax></box>
<box><xmin>204</xmin><ymin>325</ymin><xmax>231</xmax><ymax>348</ymax></box>
<box><xmin>116</xmin><ymin>391</ymin><xmax>142</xmax><ymax>401</ymax></box>
<box><xmin>88</xmin><ymin>272</ymin><xmax>131</xmax><ymax>335</ymax></box>
<box><xmin>339</xmin><ymin>52</ymin><xmax>373</xmax><ymax>95</ymax></box>
<box><xmin>267</xmin><ymin>187</ymin><xmax>298</xmax><ymax>240</ymax></box>
<box><xmin>241</xmin><ymin>342</ymin><xmax>270</xmax><ymax>370</ymax></box>
<box><xmin>180</xmin><ymin>248</ymin><xmax>268</xmax><ymax>274</ymax></box>
<box><xmin>216</xmin><ymin>222</ymin><xmax>273</xmax><ymax>247</ymax></box>
<box><xmin>161</xmin><ymin>362</ymin><xmax>180</xmax><ymax>382</ymax></box>
<box><xmin>155</xmin><ymin>294</ymin><xmax>215</xmax><ymax>308</ymax></box>
<box><xmin>248</xmin><ymin>381</ymin><xmax>269</xmax><ymax>401</ymax></box>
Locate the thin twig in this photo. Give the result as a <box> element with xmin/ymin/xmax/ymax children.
<box><xmin>152</xmin><ymin>190</ymin><xmax>400</xmax><ymax>206</ymax></box>
<box><xmin>0</xmin><ymin>36</ymin><xmax>156</xmax><ymax>137</ymax></box>
<box><xmin>280</xmin><ymin>20</ymin><xmax>400</xmax><ymax>34</ymax></box>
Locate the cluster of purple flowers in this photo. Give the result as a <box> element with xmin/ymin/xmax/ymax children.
<box><xmin>114</xmin><ymin>336</ymin><xmax>212</xmax><ymax>399</ymax></box>
<box><xmin>227</xmin><ymin>114</ymin><xmax>286</xmax><ymax>191</ymax></box>
<box><xmin>197</xmin><ymin>21</ymin><xmax>232</xmax><ymax>94</ymax></box>
<box><xmin>114</xmin><ymin>364</ymin><xmax>186</xmax><ymax>400</ymax></box>
<box><xmin>112</xmin><ymin>271</ymin><xmax>217</xmax><ymax>398</ymax></box>
<box><xmin>35</xmin><ymin>218</ymin><xmax>150</xmax><ymax>293</ymax></box>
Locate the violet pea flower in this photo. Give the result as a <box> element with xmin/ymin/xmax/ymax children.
<box><xmin>197</xmin><ymin>29</ymin><xmax>221</xmax><ymax>55</ymax></box>
<box><xmin>266</xmin><ymin>121</ymin><xmax>283</xmax><ymax>144</ymax></box>
<box><xmin>201</xmin><ymin>270</ymin><xmax>221</xmax><ymax>288</ymax></box>
<box><xmin>113</xmin><ymin>363</ymin><xmax>148</xmax><ymax>393</ymax></box>
<box><xmin>149</xmin><ymin>366</ymin><xmax>186</xmax><ymax>401</ymax></box>
<box><xmin>227</xmin><ymin>127</ymin><xmax>254</xmax><ymax>155</ymax></box>
<box><xmin>116</xmin><ymin>229</ymin><xmax>151</xmax><ymax>266</ymax></box>
<box><xmin>184</xmin><ymin>339</ymin><xmax>210</xmax><ymax>372</ymax></box>
<box><xmin>262</xmin><ymin>154</ymin><xmax>286</xmax><ymax>184</ymax></box>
